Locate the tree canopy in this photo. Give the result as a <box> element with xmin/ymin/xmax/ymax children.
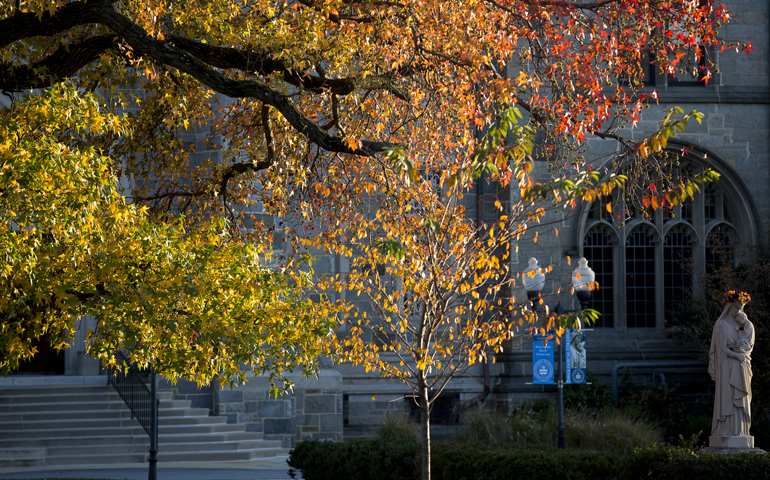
<box><xmin>1</xmin><ymin>0</ymin><xmax>747</xmax><ymax>215</ymax></box>
<box><xmin>0</xmin><ymin>0</ymin><xmax>747</xmax><ymax>390</ymax></box>
<box><xmin>0</xmin><ymin>84</ymin><xmax>340</xmax><ymax>390</ymax></box>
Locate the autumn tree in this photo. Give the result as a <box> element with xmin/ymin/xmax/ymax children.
<box><xmin>0</xmin><ymin>0</ymin><xmax>747</xmax><ymax>395</ymax></box>
<box><xmin>0</xmin><ymin>84</ymin><xmax>341</xmax><ymax>390</ymax></box>
<box><xmin>299</xmin><ymin>108</ymin><xmax>621</xmax><ymax>480</ymax></box>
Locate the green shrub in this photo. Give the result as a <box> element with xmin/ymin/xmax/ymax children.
<box><xmin>433</xmin><ymin>444</ymin><xmax>621</xmax><ymax>480</ymax></box>
<box><xmin>287</xmin><ymin>438</ymin><xmax>418</xmax><ymax>480</ymax></box>
<box><xmin>375</xmin><ymin>413</ymin><xmax>419</xmax><ymax>443</ymax></box>
<box><xmin>624</xmin><ymin>444</ymin><xmax>770</xmax><ymax>480</ymax></box>
<box><xmin>288</xmin><ymin>438</ymin><xmax>770</xmax><ymax>480</ymax></box>
<box><xmin>457</xmin><ymin>405</ymin><xmax>661</xmax><ymax>455</ymax></box>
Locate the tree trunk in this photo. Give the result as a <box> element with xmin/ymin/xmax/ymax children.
<box><xmin>419</xmin><ymin>383</ymin><xmax>431</xmax><ymax>480</ymax></box>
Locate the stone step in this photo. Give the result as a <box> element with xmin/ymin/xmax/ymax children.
<box><xmin>46</xmin><ymin>444</ymin><xmax>150</xmax><ymax>456</ymax></box>
<box><xmin>0</xmin><ymin>406</ymin><xmax>205</xmax><ymax>422</ymax></box>
<box><xmin>0</xmin><ymin>426</ymin><xmax>147</xmax><ymax>439</ymax></box>
<box><xmin>46</xmin><ymin>452</ymin><xmax>148</xmax><ymax>466</ymax></box>
<box><xmin>0</xmin><ymin>417</ymin><xmax>144</xmax><ymax>431</ymax></box>
<box><xmin>221</xmin><ymin>431</ymin><xmax>269</xmax><ymax>442</ymax></box>
<box><xmin>0</xmin><ymin>435</ymin><xmax>148</xmax><ymax>449</ymax></box>
<box><xmin>0</xmin><ymin>448</ymin><xmax>46</xmax><ymax>468</ymax></box>
<box><xmin>156</xmin><ymin>432</ymin><xmax>265</xmax><ymax>443</ymax></box>
<box><xmin>0</xmin><ymin>422</ymin><xmax>247</xmax><ymax>440</ymax></box>
<box><xmin>0</xmin><ymin>392</ymin><xmax>123</xmax><ymax>405</ymax></box>
<box><xmin>158</xmin><ymin>407</ymin><xmax>211</xmax><ymax>417</ymax></box>
<box><xmin>157</xmin><ymin>449</ymin><xmax>288</xmax><ymax>463</ymax></box>
<box><xmin>0</xmin><ymin>409</ymin><xmax>134</xmax><ymax>423</ymax></box>
<box><xmin>44</xmin><ymin>440</ymin><xmax>281</xmax><ymax>457</ymax></box>
<box><xmin>158</xmin><ymin>440</ymin><xmax>278</xmax><ymax>452</ymax></box>
<box><xmin>160</xmin><ymin>423</ymin><xmax>247</xmax><ymax>435</ymax></box>
<box><xmin>1</xmin><ymin>383</ymin><xmax>283</xmax><ymax>466</ymax></box>
<box><xmin>0</xmin><ymin>386</ymin><xmax>115</xmax><ymax>396</ymax></box>
<box><xmin>0</xmin><ymin>414</ymin><xmax>223</xmax><ymax>431</ymax></box>
<box><xmin>0</xmin><ymin>399</ymin><xmax>191</xmax><ymax>413</ymax></box>
<box><xmin>158</xmin><ymin>416</ymin><xmax>226</xmax><ymax>426</ymax></box>
<box><xmin>45</xmin><ymin>446</ymin><xmax>289</xmax><ymax>466</ymax></box>
<box><xmin>0</xmin><ymin>430</ymin><xmax>265</xmax><ymax>449</ymax></box>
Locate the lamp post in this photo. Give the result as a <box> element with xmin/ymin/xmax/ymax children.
<box><xmin>562</xmin><ymin>257</ymin><xmax>595</xmax><ymax>449</ymax></box>
<box><xmin>572</xmin><ymin>257</ymin><xmax>595</xmax><ymax>311</ymax></box>
<box><xmin>522</xmin><ymin>257</ymin><xmax>545</xmax><ymax>307</ymax></box>
<box><xmin>554</xmin><ymin>302</ymin><xmax>566</xmax><ymax>449</ymax></box>
<box><xmin>523</xmin><ymin>258</ymin><xmax>566</xmax><ymax>448</ymax></box>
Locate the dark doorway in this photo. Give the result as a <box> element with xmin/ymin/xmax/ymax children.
<box><xmin>14</xmin><ymin>334</ymin><xmax>65</xmax><ymax>374</ymax></box>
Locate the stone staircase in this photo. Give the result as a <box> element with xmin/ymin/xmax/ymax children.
<box><xmin>0</xmin><ymin>383</ymin><xmax>288</xmax><ymax>467</ymax></box>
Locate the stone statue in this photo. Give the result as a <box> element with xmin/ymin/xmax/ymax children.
<box><xmin>707</xmin><ymin>292</ymin><xmax>756</xmax><ymax>449</ymax></box>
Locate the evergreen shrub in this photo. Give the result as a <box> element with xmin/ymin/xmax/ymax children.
<box><xmin>625</xmin><ymin>445</ymin><xmax>770</xmax><ymax>480</ymax></box>
<box><xmin>287</xmin><ymin>441</ymin><xmax>770</xmax><ymax>480</ymax></box>
<box><xmin>286</xmin><ymin>438</ymin><xmax>418</xmax><ymax>480</ymax></box>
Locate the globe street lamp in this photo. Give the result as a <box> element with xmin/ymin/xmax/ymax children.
<box><xmin>522</xmin><ymin>257</ymin><xmax>546</xmax><ymax>307</ymax></box>
<box><xmin>572</xmin><ymin>257</ymin><xmax>595</xmax><ymax>311</ymax></box>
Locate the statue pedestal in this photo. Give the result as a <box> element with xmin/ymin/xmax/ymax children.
<box><xmin>699</xmin><ymin>436</ymin><xmax>766</xmax><ymax>455</ymax></box>
<box><xmin>709</xmin><ymin>435</ymin><xmax>754</xmax><ymax>448</ymax></box>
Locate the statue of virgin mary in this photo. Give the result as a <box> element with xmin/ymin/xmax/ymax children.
<box><xmin>708</xmin><ymin>291</ymin><xmax>754</xmax><ymax>438</ymax></box>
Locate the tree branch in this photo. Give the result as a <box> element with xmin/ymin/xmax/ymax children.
<box><xmin>261</xmin><ymin>105</ymin><xmax>275</xmax><ymax>164</ymax></box>
<box><xmin>0</xmin><ymin>0</ymin><xmax>401</xmax><ymax>157</ymax></box>
<box><xmin>0</xmin><ymin>35</ymin><xmax>118</xmax><ymax>91</ymax></box>
<box><xmin>0</xmin><ymin>0</ymin><xmax>113</xmax><ymax>50</ymax></box>
<box><xmin>167</xmin><ymin>35</ymin><xmax>410</xmax><ymax>101</ymax></box>
<box><xmin>93</xmin><ymin>5</ymin><xmax>397</xmax><ymax>156</ymax></box>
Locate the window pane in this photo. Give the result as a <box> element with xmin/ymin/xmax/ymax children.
<box><xmin>706</xmin><ymin>224</ymin><xmax>737</xmax><ymax>273</ymax></box>
<box><xmin>664</xmin><ymin>224</ymin><xmax>693</xmax><ymax>320</ymax></box>
<box><xmin>583</xmin><ymin>226</ymin><xmax>614</xmax><ymax>328</ymax></box>
<box><xmin>705</xmin><ymin>184</ymin><xmax>717</xmax><ymax>223</ymax></box>
<box><xmin>626</xmin><ymin>227</ymin><xmax>657</xmax><ymax>328</ymax></box>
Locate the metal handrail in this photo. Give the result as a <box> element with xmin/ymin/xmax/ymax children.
<box><xmin>611</xmin><ymin>361</ymin><xmax>707</xmax><ymax>400</ymax></box>
<box><xmin>107</xmin><ymin>350</ymin><xmax>158</xmax><ymax>480</ymax></box>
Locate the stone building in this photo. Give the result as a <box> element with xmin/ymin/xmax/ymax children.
<box><xmin>3</xmin><ymin>0</ymin><xmax>768</xmax><ymax>450</ymax></box>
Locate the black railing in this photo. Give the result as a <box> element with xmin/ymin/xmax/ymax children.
<box><xmin>108</xmin><ymin>350</ymin><xmax>158</xmax><ymax>480</ymax></box>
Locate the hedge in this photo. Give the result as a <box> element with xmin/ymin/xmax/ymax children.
<box><xmin>625</xmin><ymin>445</ymin><xmax>770</xmax><ymax>480</ymax></box>
<box><xmin>287</xmin><ymin>439</ymin><xmax>419</xmax><ymax>480</ymax></box>
<box><xmin>288</xmin><ymin>440</ymin><xmax>770</xmax><ymax>480</ymax></box>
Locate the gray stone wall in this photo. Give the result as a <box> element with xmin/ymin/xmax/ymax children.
<box><xmin>214</xmin><ymin>370</ymin><xmax>344</xmax><ymax>448</ymax></box>
<box><xmin>344</xmin><ymin>393</ymin><xmax>410</xmax><ymax>439</ymax></box>
<box><xmin>159</xmin><ymin>378</ymin><xmax>215</xmax><ymax>412</ymax></box>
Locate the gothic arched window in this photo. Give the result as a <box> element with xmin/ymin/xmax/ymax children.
<box><xmin>576</xmin><ymin>146</ymin><xmax>756</xmax><ymax>331</ymax></box>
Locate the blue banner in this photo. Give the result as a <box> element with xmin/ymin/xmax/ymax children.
<box><xmin>567</xmin><ymin>329</ymin><xmax>586</xmax><ymax>384</ymax></box>
<box><xmin>532</xmin><ymin>333</ymin><xmax>554</xmax><ymax>384</ymax></box>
